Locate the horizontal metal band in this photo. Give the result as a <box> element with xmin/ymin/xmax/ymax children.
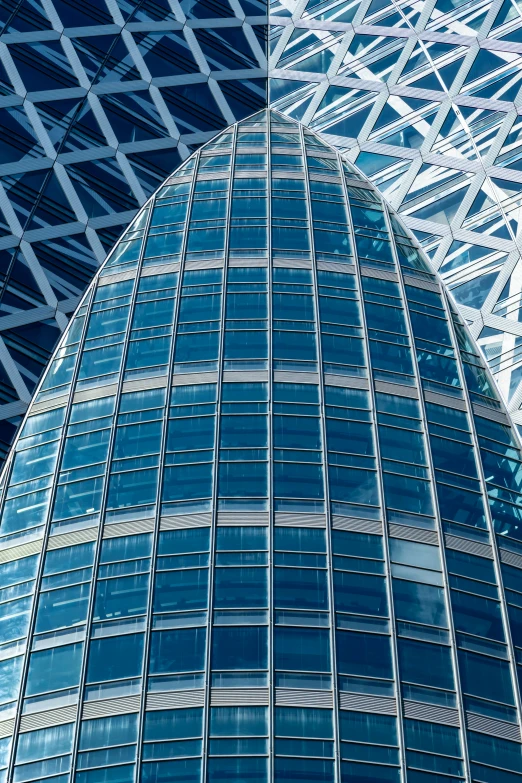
<box><xmin>146</xmin><ymin>691</ymin><xmax>205</xmax><ymax>710</ymax></box>
<box><xmin>47</xmin><ymin>526</ymin><xmax>98</xmax><ymax>550</ymax></box>
<box><xmin>423</xmin><ymin>390</ymin><xmax>467</xmax><ymax>411</ymax></box>
<box><xmin>73</xmin><ymin>384</ymin><xmax>118</xmax><ymax>404</ymax></box>
<box><xmin>98</xmin><ymin>269</ymin><xmax>136</xmax><ymax>286</ymax></box>
<box><xmin>103</xmin><ymin>518</ymin><xmax>155</xmax><ymax>538</ymax></box>
<box><xmin>30</xmin><ymin>394</ymin><xmax>69</xmax><ymax>416</ymax></box>
<box><xmin>472</xmin><ymin>403</ymin><xmax>509</xmax><ymax>425</ymax></box>
<box><xmin>403</xmin><ymin>699</ymin><xmax>459</xmax><ymax>726</ymax></box>
<box><xmin>172</xmin><ymin>372</ymin><xmax>218</xmax><ymax>386</ymax></box>
<box><xmin>217</xmin><ymin>512</ymin><xmax>268</xmax><ymax>525</ymax></box>
<box><xmin>388</xmin><ymin>524</ymin><xmax>438</xmax><ymax>545</ymax></box>
<box><xmin>360</xmin><ymin>266</ymin><xmax>399</xmax><ymax>282</ymax></box>
<box><xmin>121</xmin><ymin>376</ymin><xmax>168</xmax><ymax>394</ymax></box>
<box><xmin>374</xmin><ymin>380</ymin><xmax>419</xmax><ymax>398</ymax></box>
<box><xmin>273</xmin><ymin>370</ymin><xmax>319</xmax><ymax>384</ymax></box>
<box><xmin>82</xmin><ymin>695</ymin><xmax>141</xmax><ymax>719</ymax></box>
<box><xmin>0</xmin><ymin>537</ymin><xmax>42</xmax><ymax>563</ymax></box>
<box><xmin>444</xmin><ymin>534</ymin><xmax>493</xmax><ymax>559</ymax></box>
<box><xmin>324</xmin><ymin>374</ymin><xmax>369</xmax><ymax>390</ymax></box>
<box><xmin>20</xmin><ymin>704</ymin><xmax>78</xmax><ymax>733</ymax></box>
<box><xmin>160</xmin><ymin>513</ymin><xmax>212</xmax><ymax>529</ymax></box>
<box><xmin>339</xmin><ymin>692</ymin><xmax>397</xmax><ymax>715</ymax></box>
<box><xmin>0</xmin><ymin>718</ymin><xmax>15</xmax><ymax>739</ymax></box>
<box><xmin>499</xmin><ymin>548</ymin><xmax>522</xmax><ymax>570</ymax></box>
<box><xmin>403</xmin><ymin>275</ymin><xmax>440</xmax><ymax>293</ymax></box>
<box><xmin>274</xmin><ymin>512</ymin><xmax>326</xmax><ymax>527</ymax></box>
<box><xmin>275</xmin><ymin>689</ymin><xmax>333</xmax><ymax>708</ymax></box>
<box><xmin>466</xmin><ymin>711</ymin><xmax>521</xmax><ymax>742</ymax></box>
<box><xmin>211</xmin><ymin>688</ymin><xmax>269</xmax><ymax>706</ymax></box>
<box><xmin>332</xmin><ymin>516</ymin><xmax>382</xmax><ymax>534</ymax></box>
<box><xmin>140</xmin><ymin>262</ymin><xmax>180</xmax><ymax>277</ymax></box>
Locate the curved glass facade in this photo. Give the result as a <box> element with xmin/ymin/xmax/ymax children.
<box><xmin>2</xmin><ymin>109</ymin><xmax>522</xmax><ymax>783</ymax></box>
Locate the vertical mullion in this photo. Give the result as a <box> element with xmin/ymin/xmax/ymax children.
<box><xmin>299</xmin><ymin>125</ymin><xmax>340</xmax><ymax>783</ymax></box>
<box><xmin>440</xmin><ymin>282</ymin><xmax>522</xmax><ymax>748</ymax></box>
<box><xmin>5</xmin><ymin>280</ymin><xmax>95</xmax><ymax>780</ymax></box>
<box><xmin>341</xmin><ymin>174</ymin><xmax>408</xmax><ymax>779</ymax></box>
<box><xmin>385</xmin><ymin>205</ymin><xmax>473</xmax><ymax>782</ymax></box>
<box><xmin>267</xmin><ymin>109</ymin><xmax>275</xmax><ymax>783</ymax></box>
<box><xmin>201</xmin><ymin>121</ymin><xmax>237</xmax><ymax>782</ymax></box>
<box><xmin>134</xmin><ymin>154</ymin><xmax>200</xmax><ymax>778</ymax></box>
<box><xmin>67</xmin><ymin>199</ymin><xmax>156</xmax><ymax>783</ymax></box>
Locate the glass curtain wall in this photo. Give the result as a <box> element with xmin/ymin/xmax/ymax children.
<box><xmin>1</xmin><ymin>110</ymin><xmax>522</xmax><ymax>783</ymax></box>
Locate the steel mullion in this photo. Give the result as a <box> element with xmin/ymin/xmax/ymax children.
<box><xmin>267</xmin><ymin>108</ymin><xmax>275</xmax><ymax>783</ymax></box>
<box><xmin>299</xmin><ymin>122</ymin><xmax>341</xmax><ymax>783</ymax></box>
<box><xmin>440</xmin><ymin>281</ymin><xmax>522</xmax><ymax>755</ymax></box>
<box><xmin>386</xmin><ymin>205</ymin><xmax>473</xmax><ymax>782</ymax></box>
<box><xmin>342</xmin><ymin>173</ymin><xmax>408</xmax><ymax>779</ymax></box>
<box><xmin>201</xmin><ymin>121</ymin><xmax>237</xmax><ymax>783</ymax></box>
<box><xmin>67</xmin><ymin>199</ymin><xmax>156</xmax><ymax>783</ymax></box>
<box><xmin>134</xmin><ymin>153</ymin><xmax>200</xmax><ymax>780</ymax></box>
<box><xmin>5</xmin><ymin>285</ymin><xmax>95</xmax><ymax>782</ymax></box>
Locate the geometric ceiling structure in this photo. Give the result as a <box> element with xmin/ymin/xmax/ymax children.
<box><xmin>269</xmin><ymin>0</ymin><xmax>522</xmax><ymax>429</ymax></box>
<box><xmin>1</xmin><ymin>0</ymin><xmax>522</xmax><ymax>469</ymax></box>
<box><xmin>0</xmin><ymin>0</ymin><xmax>267</xmax><ymax>464</ymax></box>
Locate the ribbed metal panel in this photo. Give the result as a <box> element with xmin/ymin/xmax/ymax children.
<box><xmin>499</xmin><ymin>548</ymin><xmax>522</xmax><ymax>570</ymax></box>
<box><xmin>47</xmin><ymin>526</ymin><xmax>98</xmax><ymax>550</ymax></box>
<box><xmin>0</xmin><ymin>537</ymin><xmax>42</xmax><ymax>563</ymax></box>
<box><xmin>272</xmin><ymin>170</ymin><xmax>305</xmax><ymax>180</ymax></box>
<box><xmin>73</xmin><ymin>384</ymin><xmax>118</xmax><ymax>404</ymax></box>
<box><xmin>273</xmin><ymin>258</ymin><xmax>312</xmax><ymax>269</ymax></box>
<box><xmin>423</xmin><ymin>390</ymin><xmax>467</xmax><ymax>411</ymax></box>
<box><xmin>332</xmin><ymin>516</ymin><xmax>382</xmax><ymax>534</ymax></box>
<box><xmin>160</xmin><ymin>513</ymin><xmax>212</xmax><ymax>529</ymax></box>
<box><xmin>403</xmin><ymin>700</ymin><xmax>459</xmax><ymax>726</ymax></box>
<box><xmin>19</xmin><ymin>704</ymin><xmax>78</xmax><ymax>732</ymax></box>
<box><xmin>211</xmin><ymin>688</ymin><xmax>270</xmax><ymax>706</ymax></box>
<box><xmin>222</xmin><ymin>371</ymin><xmax>268</xmax><ymax>383</ymax></box>
<box><xmin>82</xmin><ymin>695</ymin><xmax>141</xmax><ymax>719</ymax></box>
<box><xmin>0</xmin><ymin>718</ymin><xmax>15</xmax><ymax>739</ymax></box>
<box><xmin>389</xmin><ymin>524</ymin><xmax>438</xmax><ymax>545</ymax></box>
<box><xmin>273</xmin><ymin>371</ymin><xmax>319</xmax><ymax>385</ymax></box>
<box><xmin>345</xmin><ymin>178</ymin><xmax>373</xmax><ymax>190</ymax></box>
<box><xmin>316</xmin><ymin>261</ymin><xmax>356</xmax><ymax>273</ymax></box>
<box><xmin>339</xmin><ymin>692</ymin><xmax>397</xmax><ymax>715</ymax></box>
<box><xmin>228</xmin><ymin>258</ymin><xmax>268</xmax><ymax>268</ymax></box>
<box><xmin>309</xmin><ymin>174</ymin><xmax>342</xmax><ymax>185</ymax></box>
<box><xmin>121</xmin><ymin>376</ymin><xmax>168</xmax><ymax>394</ymax></box>
<box><xmin>374</xmin><ymin>380</ymin><xmax>419</xmax><ymax>399</ymax></box>
<box><xmin>403</xmin><ymin>275</ymin><xmax>440</xmax><ymax>293</ymax></box>
<box><xmin>146</xmin><ymin>690</ymin><xmax>205</xmax><ymax>710</ymax></box>
<box><xmin>444</xmin><ymin>534</ymin><xmax>494</xmax><ymax>559</ymax></box>
<box><xmin>30</xmin><ymin>394</ymin><xmax>69</xmax><ymax>416</ymax></box>
<box><xmin>466</xmin><ymin>712</ymin><xmax>521</xmax><ymax>741</ymax></box>
<box><xmin>472</xmin><ymin>403</ymin><xmax>509</xmax><ymax>425</ymax></box>
<box><xmin>323</xmin><ymin>374</ymin><xmax>369</xmax><ymax>390</ymax></box>
<box><xmin>172</xmin><ymin>372</ymin><xmax>218</xmax><ymax>386</ymax></box>
<box><xmin>140</xmin><ymin>262</ymin><xmax>180</xmax><ymax>277</ymax></box>
<box><xmin>274</xmin><ymin>512</ymin><xmax>326</xmax><ymax>527</ymax></box>
<box><xmin>103</xmin><ymin>518</ymin><xmax>156</xmax><ymax>539</ymax></box>
<box><xmin>217</xmin><ymin>512</ymin><xmax>269</xmax><ymax>525</ymax></box>
<box><xmin>98</xmin><ymin>269</ymin><xmax>136</xmax><ymax>286</ymax></box>
<box><xmin>184</xmin><ymin>259</ymin><xmax>224</xmax><ymax>270</ymax></box>
<box><xmin>360</xmin><ymin>266</ymin><xmax>399</xmax><ymax>282</ymax></box>
<box><xmin>275</xmin><ymin>689</ymin><xmax>333</xmax><ymax>708</ymax></box>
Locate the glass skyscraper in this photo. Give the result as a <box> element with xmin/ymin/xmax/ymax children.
<box><xmin>1</xmin><ymin>109</ymin><xmax>522</xmax><ymax>782</ymax></box>
<box><xmin>2</xmin><ymin>0</ymin><xmax>522</xmax><ymax>468</ymax></box>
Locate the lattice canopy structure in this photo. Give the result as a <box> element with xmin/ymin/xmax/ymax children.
<box><xmin>3</xmin><ymin>0</ymin><xmax>522</xmax><ymax>468</ymax></box>
<box><xmin>1</xmin><ymin>110</ymin><xmax>522</xmax><ymax>783</ymax></box>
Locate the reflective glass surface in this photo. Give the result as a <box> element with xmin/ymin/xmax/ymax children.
<box><xmin>1</xmin><ymin>111</ymin><xmax>522</xmax><ymax>783</ymax></box>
